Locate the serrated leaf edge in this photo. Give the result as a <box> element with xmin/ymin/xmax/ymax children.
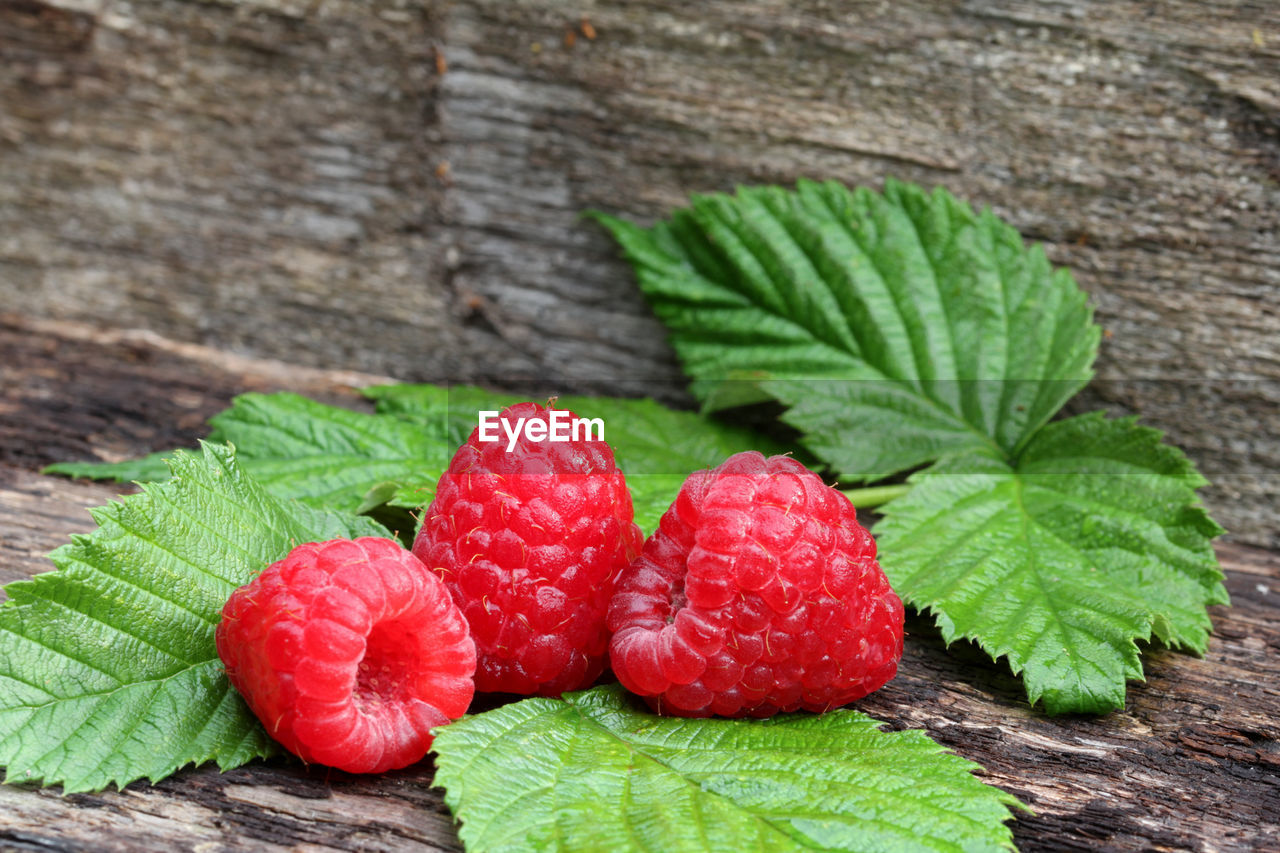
<box><xmin>433</xmin><ymin>687</ymin><xmax>1027</xmax><ymax>853</ymax></box>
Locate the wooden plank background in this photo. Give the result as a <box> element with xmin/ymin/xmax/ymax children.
<box><xmin>0</xmin><ymin>0</ymin><xmax>1277</xmax><ymax>546</ymax></box>
<box><xmin>2</xmin><ymin>0</ymin><xmax>1279</xmax><ymax>849</ymax></box>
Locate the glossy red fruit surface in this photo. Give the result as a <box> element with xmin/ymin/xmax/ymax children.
<box><xmin>217</xmin><ymin>537</ymin><xmax>475</xmax><ymax>773</ymax></box>
<box><xmin>608</xmin><ymin>451</ymin><xmax>903</xmax><ymax>717</ymax></box>
<box><xmin>413</xmin><ymin>401</ymin><xmax>643</xmax><ymax>696</ymax></box>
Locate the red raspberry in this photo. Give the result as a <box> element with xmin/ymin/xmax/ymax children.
<box><xmin>608</xmin><ymin>451</ymin><xmax>903</xmax><ymax>717</ymax></box>
<box><xmin>216</xmin><ymin>537</ymin><xmax>475</xmax><ymax>773</ymax></box>
<box><xmin>413</xmin><ymin>401</ymin><xmax>643</xmax><ymax>696</ymax></box>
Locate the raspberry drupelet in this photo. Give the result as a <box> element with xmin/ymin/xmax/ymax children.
<box><xmin>608</xmin><ymin>451</ymin><xmax>903</xmax><ymax>717</ymax></box>
<box><xmin>413</xmin><ymin>401</ymin><xmax>643</xmax><ymax>696</ymax></box>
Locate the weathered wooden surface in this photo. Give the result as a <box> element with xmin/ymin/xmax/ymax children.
<box><xmin>1</xmin><ymin>0</ymin><xmax>1277</xmax><ymax>548</ymax></box>
<box><xmin>2</xmin><ymin>315</ymin><xmax>1279</xmax><ymax>851</ymax></box>
<box><xmin>0</xmin><ymin>313</ymin><xmax>392</xmax><ymax>474</ymax></box>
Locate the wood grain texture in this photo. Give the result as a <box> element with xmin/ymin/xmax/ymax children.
<box><xmin>0</xmin><ymin>0</ymin><xmax>1276</xmax><ymax>547</ymax></box>
<box><xmin>2</xmin><ymin>313</ymin><xmax>1278</xmax><ymax>850</ymax></box>
<box><xmin>0</xmin><ymin>313</ymin><xmax>390</xmax><ymax>472</ymax></box>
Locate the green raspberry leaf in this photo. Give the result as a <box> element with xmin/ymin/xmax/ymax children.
<box><xmin>593</xmin><ymin>179</ymin><xmax>1099</xmax><ymax>481</ymax></box>
<box><xmin>44</xmin><ymin>452</ymin><xmax>174</xmax><ymax>484</ymax></box>
<box><xmin>550</xmin><ymin>394</ymin><xmax>791</xmax><ymax>533</ymax></box>
<box><xmin>362</xmin><ymin>382</ymin><xmax>477</xmax><ymax>447</ymax></box>
<box><xmin>0</xmin><ymin>443</ymin><xmax>387</xmax><ymax>793</ymax></box>
<box><xmin>875</xmin><ymin>413</ymin><xmax>1227</xmax><ymax>715</ymax></box>
<box><xmin>365</xmin><ymin>384</ymin><xmax>789</xmax><ymax>530</ymax></box>
<box><xmin>432</xmin><ymin>684</ymin><xmax>1026</xmax><ymax>853</ymax></box>
<box><xmin>48</xmin><ymin>387</ymin><xmax>784</xmax><ymax>534</ymax></box>
<box><xmin>45</xmin><ymin>393</ymin><xmax>452</xmax><ymax>514</ymax></box>
<box><xmin>205</xmin><ymin>393</ymin><xmax>449</xmax><ymax>512</ymax></box>
<box><xmin>624</xmin><ymin>474</ymin><xmax>692</xmax><ymax>536</ymax></box>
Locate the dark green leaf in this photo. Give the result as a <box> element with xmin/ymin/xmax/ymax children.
<box><xmin>594</xmin><ymin>179</ymin><xmax>1099</xmax><ymax>481</ymax></box>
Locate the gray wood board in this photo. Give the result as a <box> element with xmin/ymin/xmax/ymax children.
<box><xmin>3</xmin><ymin>0</ymin><xmax>1277</xmax><ymax>549</ymax></box>
<box><xmin>1</xmin><ymin>1</ymin><xmax>1277</xmax><ymax>546</ymax></box>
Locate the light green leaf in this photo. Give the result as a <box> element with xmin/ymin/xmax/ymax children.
<box><xmin>624</xmin><ymin>473</ymin><xmax>690</xmax><ymax>535</ymax></box>
<box><xmin>48</xmin><ymin>386</ymin><xmax>787</xmax><ymax>529</ymax></box>
<box><xmin>362</xmin><ymin>382</ymin><xmax>476</xmax><ymax>446</ymax></box>
<box><xmin>206</xmin><ymin>393</ymin><xmax>448</xmax><ymax>511</ymax></box>
<box><xmin>433</xmin><ymin>684</ymin><xmax>1026</xmax><ymax>853</ymax></box>
<box><xmin>45</xmin><ymin>393</ymin><xmax>451</xmax><ymax>513</ymax></box>
<box><xmin>593</xmin><ymin>179</ymin><xmax>1100</xmax><ymax>481</ymax></box>
<box><xmin>47</xmin><ymin>386</ymin><xmax>783</xmax><ymax>530</ymax></box>
<box><xmin>874</xmin><ymin>413</ymin><xmax>1227</xmax><ymax>715</ymax></box>
<box><xmin>44</xmin><ymin>451</ymin><xmax>174</xmax><ymax>484</ymax></box>
<box><xmin>365</xmin><ymin>383</ymin><xmax>791</xmax><ymax>528</ymax></box>
<box><xmin>0</xmin><ymin>443</ymin><xmax>387</xmax><ymax>792</ymax></box>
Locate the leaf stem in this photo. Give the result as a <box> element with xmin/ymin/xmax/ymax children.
<box><xmin>840</xmin><ymin>483</ymin><xmax>911</xmax><ymax>508</ymax></box>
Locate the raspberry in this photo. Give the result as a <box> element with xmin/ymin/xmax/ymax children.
<box><xmin>413</xmin><ymin>401</ymin><xmax>643</xmax><ymax>696</ymax></box>
<box><xmin>216</xmin><ymin>537</ymin><xmax>475</xmax><ymax>773</ymax></box>
<box><xmin>608</xmin><ymin>451</ymin><xmax>903</xmax><ymax>717</ymax></box>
